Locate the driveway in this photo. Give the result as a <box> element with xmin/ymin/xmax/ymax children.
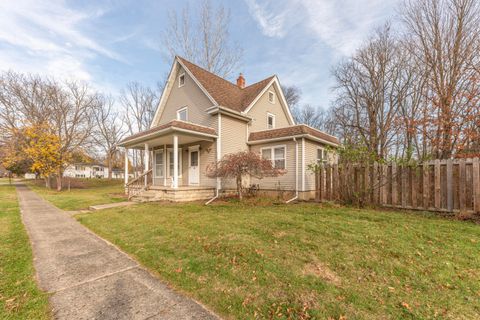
<box><xmin>16</xmin><ymin>184</ymin><xmax>218</xmax><ymax>320</ymax></box>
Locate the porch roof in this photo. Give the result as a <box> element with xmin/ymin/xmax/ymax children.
<box><xmin>119</xmin><ymin>120</ymin><xmax>217</xmax><ymax>148</ymax></box>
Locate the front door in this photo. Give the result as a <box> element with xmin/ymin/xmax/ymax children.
<box><xmin>188</xmin><ymin>146</ymin><xmax>200</xmax><ymax>185</ymax></box>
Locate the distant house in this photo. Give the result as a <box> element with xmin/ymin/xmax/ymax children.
<box><xmin>111</xmin><ymin>168</ymin><xmax>125</xmax><ymax>179</ymax></box>
<box><xmin>63</xmin><ymin>163</ymin><xmax>109</xmax><ymax>179</ymax></box>
<box><xmin>119</xmin><ymin>56</ymin><xmax>339</xmax><ymax>201</ymax></box>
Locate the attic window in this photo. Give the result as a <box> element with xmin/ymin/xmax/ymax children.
<box><xmin>179</xmin><ymin>73</ymin><xmax>185</xmax><ymax>87</ymax></box>
<box><xmin>268</xmin><ymin>91</ymin><xmax>275</xmax><ymax>103</ymax></box>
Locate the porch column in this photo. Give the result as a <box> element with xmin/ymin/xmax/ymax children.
<box><xmin>124</xmin><ymin>148</ymin><xmax>129</xmax><ymax>186</ymax></box>
<box><xmin>144</xmin><ymin>143</ymin><xmax>149</xmax><ymax>187</ymax></box>
<box><xmin>173</xmin><ymin>135</ymin><xmax>179</xmax><ymax>189</ymax></box>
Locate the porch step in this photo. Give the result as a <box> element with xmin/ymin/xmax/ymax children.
<box><xmin>131</xmin><ymin>187</ymin><xmax>215</xmax><ymax>203</ymax></box>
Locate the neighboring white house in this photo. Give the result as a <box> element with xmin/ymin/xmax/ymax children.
<box><xmin>63</xmin><ymin>163</ymin><xmax>114</xmax><ymax>179</ymax></box>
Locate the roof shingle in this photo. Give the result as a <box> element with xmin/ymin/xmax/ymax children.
<box><xmin>248</xmin><ymin>125</ymin><xmax>339</xmax><ymax>145</ymax></box>
<box><xmin>178</xmin><ymin>57</ymin><xmax>275</xmax><ymax>112</ymax></box>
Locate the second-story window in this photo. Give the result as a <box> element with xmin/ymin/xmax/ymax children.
<box><xmin>179</xmin><ymin>73</ymin><xmax>185</xmax><ymax>87</ymax></box>
<box><xmin>267</xmin><ymin>113</ymin><xmax>275</xmax><ymax>129</ymax></box>
<box><xmin>177</xmin><ymin>107</ymin><xmax>188</xmax><ymax>121</ymax></box>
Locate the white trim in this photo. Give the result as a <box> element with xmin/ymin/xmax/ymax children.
<box><xmin>268</xmin><ymin>90</ymin><xmax>275</xmax><ymax>104</ymax></box>
<box><xmin>176</xmin><ymin>106</ymin><xmax>188</xmax><ymax>121</ymax></box>
<box><xmin>260</xmin><ymin>144</ymin><xmax>287</xmax><ymax>169</ymax></box>
<box><xmin>119</xmin><ymin>126</ymin><xmax>217</xmax><ymax>147</ymax></box>
<box><xmin>242</xmin><ymin>76</ymin><xmax>295</xmax><ymax>125</ymax></box>
<box><xmin>206</xmin><ymin>106</ymin><xmax>252</xmax><ymax>122</ymax></box>
<box><xmin>216</xmin><ymin>113</ymin><xmax>222</xmax><ymax>190</ymax></box>
<box><xmin>301</xmin><ymin>138</ymin><xmax>305</xmax><ymax>191</ymax></box>
<box><xmin>177</xmin><ymin>58</ymin><xmax>218</xmax><ymax>105</ymax></box>
<box><xmin>247</xmin><ymin>134</ymin><xmax>339</xmax><ymax>147</ymax></box>
<box><xmin>124</xmin><ymin>148</ymin><xmax>129</xmax><ymax>185</ymax></box>
<box><xmin>316</xmin><ymin>147</ymin><xmax>328</xmax><ymax>164</ymax></box>
<box><xmin>178</xmin><ymin>72</ymin><xmax>185</xmax><ymax>88</ymax></box>
<box><xmin>188</xmin><ymin>145</ymin><xmax>200</xmax><ymax>185</ymax></box>
<box><xmin>267</xmin><ymin>112</ymin><xmax>276</xmax><ymax>129</ymax></box>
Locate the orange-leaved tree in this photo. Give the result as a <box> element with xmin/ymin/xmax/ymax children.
<box><xmin>206</xmin><ymin>151</ymin><xmax>285</xmax><ymax>200</ymax></box>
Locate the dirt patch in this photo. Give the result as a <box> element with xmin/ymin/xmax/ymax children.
<box><xmin>303</xmin><ymin>261</ymin><xmax>341</xmax><ymax>286</ymax></box>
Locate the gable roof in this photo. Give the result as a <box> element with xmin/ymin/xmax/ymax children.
<box><xmin>178</xmin><ymin>57</ymin><xmax>275</xmax><ymax>112</ymax></box>
<box><xmin>248</xmin><ymin>125</ymin><xmax>339</xmax><ymax>146</ymax></box>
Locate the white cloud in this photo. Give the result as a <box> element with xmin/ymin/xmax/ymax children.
<box><xmin>0</xmin><ymin>0</ymin><xmax>122</xmax><ymax>85</ymax></box>
<box><xmin>245</xmin><ymin>0</ymin><xmax>398</xmax><ymax>56</ymax></box>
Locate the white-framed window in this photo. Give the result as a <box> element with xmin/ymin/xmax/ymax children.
<box><xmin>167</xmin><ymin>148</ymin><xmax>182</xmax><ymax>177</ymax></box>
<box><xmin>317</xmin><ymin>148</ymin><xmax>328</xmax><ymax>164</ymax></box>
<box><xmin>177</xmin><ymin>107</ymin><xmax>188</xmax><ymax>121</ymax></box>
<box><xmin>178</xmin><ymin>73</ymin><xmax>185</xmax><ymax>87</ymax></box>
<box><xmin>154</xmin><ymin>150</ymin><xmax>164</xmax><ymax>177</ymax></box>
<box><xmin>267</xmin><ymin>113</ymin><xmax>275</xmax><ymax>129</ymax></box>
<box><xmin>260</xmin><ymin>145</ymin><xmax>286</xmax><ymax>169</ymax></box>
<box><xmin>268</xmin><ymin>90</ymin><xmax>275</xmax><ymax>103</ymax></box>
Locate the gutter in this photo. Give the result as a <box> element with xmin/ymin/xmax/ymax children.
<box><xmin>247</xmin><ymin>134</ymin><xmax>339</xmax><ymax>148</ymax></box>
<box><xmin>285</xmin><ymin>137</ymin><xmax>299</xmax><ymax>204</ymax></box>
<box><xmin>119</xmin><ymin>126</ymin><xmax>217</xmax><ymax>147</ymax></box>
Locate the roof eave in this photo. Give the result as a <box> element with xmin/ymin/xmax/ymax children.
<box><xmin>118</xmin><ymin>126</ymin><xmax>217</xmax><ymax>147</ymax></box>
<box><xmin>247</xmin><ymin>134</ymin><xmax>339</xmax><ymax>147</ymax></box>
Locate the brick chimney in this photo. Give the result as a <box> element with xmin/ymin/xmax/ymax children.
<box><xmin>236</xmin><ymin>73</ymin><xmax>245</xmax><ymax>89</ymax></box>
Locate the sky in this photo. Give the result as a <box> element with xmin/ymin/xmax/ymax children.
<box><xmin>0</xmin><ymin>0</ymin><xmax>400</xmax><ymax>110</ymax></box>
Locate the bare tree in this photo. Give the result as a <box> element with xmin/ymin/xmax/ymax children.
<box><xmin>162</xmin><ymin>0</ymin><xmax>242</xmax><ymax>78</ymax></box>
<box><xmin>93</xmin><ymin>96</ymin><xmax>125</xmax><ymax>179</ymax></box>
<box><xmin>281</xmin><ymin>85</ymin><xmax>302</xmax><ymax>109</ymax></box>
<box><xmin>402</xmin><ymin>0</ymin><xmax>480</xmax><ymax>158</ymax></box>
<box><xmin>120</xmin><ymin>82</ymin><xmax>159</xmax><ymax>174</ymax></box>
<box><xmin>332</xmin><ymin>24</ymin><xmax>407</xmax><ymax>160</ymax></box>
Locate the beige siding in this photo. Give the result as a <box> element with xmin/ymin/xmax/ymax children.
<box><xmin>246</xmin><ymin>84</ymin><xmax>293</xmax><ymax>132</ymax></box>
<box><xmin>219</xmin><ymin>115</ymin><xmax>248</xmax><ymax>189</ymax></box>
<box><xmin>155</xmin><ymin>65</ymin><xmax>215</xmax><ymax>128</ymax></box>
<box><xmin>220</xmin><ymin>115</ymin><xmax>248</xmax><ymax>156</ymax></box>
<box><xmin>250</xmin><ymin>139</ymin><xmax>298</xmax><ymax>190</ymax></box>
<box><xmin>303</xmin><ymin>140</ymin><xmax>338</xmax><ymax>191</ymax></box>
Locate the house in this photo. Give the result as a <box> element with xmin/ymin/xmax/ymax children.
<box><xmin>119</xmin><ymin>56</ymin><xmax>339</xmax><ymax>202</ymax></box>
<box><xmin>63</xmin><ymin>163</ymin><xmax>109</xmax><ymax>179</ymax></box>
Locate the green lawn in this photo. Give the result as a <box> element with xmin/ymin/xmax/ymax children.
<box><xmin>0</xmin><ymin>185</ymin><xmax>50</xmax><ymax>319</ymax></box>
<box><xmin>76</xmin><ymin>200</ymin><xmax>480</xmax><ymax>319</ymax></box>
<box><xmin>27</xmin><ymin>178</ymin><xmax>125</xmax><ymax>210</ymax></box>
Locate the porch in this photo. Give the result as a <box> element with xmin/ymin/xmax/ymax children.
<box><xmin>118</xmin><ymin>120</ymin><xmax>219</xmax><ymax>202</ymax></box>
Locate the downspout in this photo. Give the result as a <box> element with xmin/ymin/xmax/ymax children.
<box><xmin>206</xmin><ymin>113</ymin><xmax>222</xmax><ymax>205</ymax></box>
<box><xmin>286</xmin><ymin>137</ymin><xmax>299</xmax><ymax>203</ymax></box>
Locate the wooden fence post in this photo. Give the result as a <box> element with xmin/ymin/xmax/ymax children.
<box><xmin>333</xmin><ymin>164</ymin><xmax>339</xmax><ymax>201</ymax></box>
<box><xmin>473</xmin><ymin>158</ymin><xmax>480</xmax><ymax>213</ymax></box>
<box><xmin>401</xmin><ymin>165</ymin><xmax>407</xmax><ymax>207</ymax></box>
<box><xmin>391</xmin><ymin>163</ymin><xmax>398</xmax><ymax>206</ymax></box>
<box><xmin>434</xmin><ymin>159</ymin><xmax>441</xmax><ymax>209</ymax></box>
<box><xmin>446</xmin><ymin>159</ymin><xmax>453</xmax><ymax>212</ymax></box>
<box><xmin>459</xmin><ymin>159</ymin><xmax>466</xmax><ymax>212</ymax></box>
<box><xmin>423</xmin><ymin>162</ymin><xmax>430</xmax><ymax>209</ymax></box>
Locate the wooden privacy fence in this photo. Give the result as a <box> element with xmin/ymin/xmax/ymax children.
<box><xmin>315</xmin><ymin>158</ymin><xmax>480</xmax><ymax>214</ymax></box>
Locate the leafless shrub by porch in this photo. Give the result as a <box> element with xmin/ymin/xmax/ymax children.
<box><xmin>206</xmin><ymin>151</ymin><xmax>285</xmax><ymax>200</ymax></box>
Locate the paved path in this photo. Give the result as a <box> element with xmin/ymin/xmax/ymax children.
<box><xmin>16</xmin><ymin>184</ymin><xmax>219</xmax><ymax>320</ymax></box>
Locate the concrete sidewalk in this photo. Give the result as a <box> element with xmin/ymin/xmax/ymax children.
<box><xmin>16</xmin><ymin>184</ymin><xmax>218</xmax><ymax>320</ymax></box>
